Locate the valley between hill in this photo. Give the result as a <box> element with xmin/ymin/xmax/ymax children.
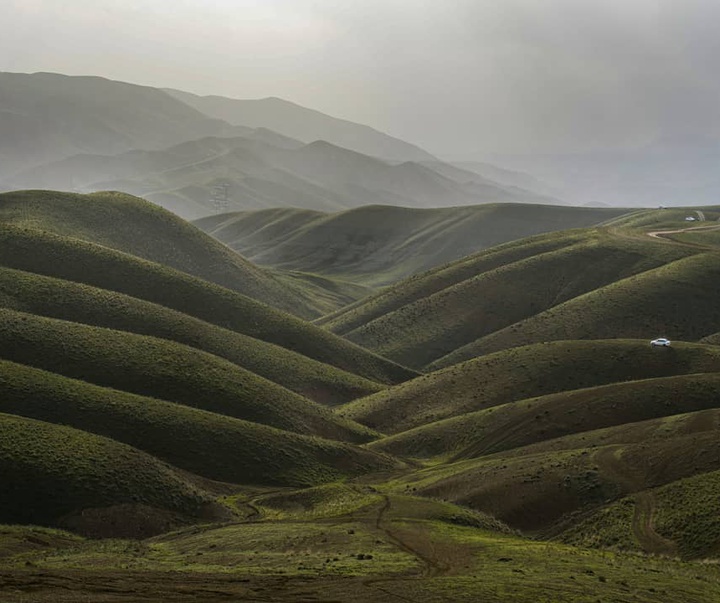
<box><xmin>1</xmin><ymin>191</ymin><xmax>719</xmax><ymax>602</ymax></box>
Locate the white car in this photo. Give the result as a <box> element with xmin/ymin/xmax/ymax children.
<box><xmin>651</xmin><ymin>338</ymin><xmax>671</xmax><ymax>347</ymax></box>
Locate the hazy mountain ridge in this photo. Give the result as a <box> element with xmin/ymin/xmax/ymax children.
<box><xmin>0</xmin><ymin>72</ymin><xmax>243</xmax><ymax>179</ymax></box>
<box><xmin>165</xmin><ymin>88</ymin><xmax>438</xmax><ymax>163</ymax></box>
<box><xmin>1</xmin><ymin>71</ymin><xmax>562</xmax><ymax>218</ymax></box>
<box><xmin>7</xmin><ymin>134</ymin><xmax>561</xmax><ymax>219</ymax></box>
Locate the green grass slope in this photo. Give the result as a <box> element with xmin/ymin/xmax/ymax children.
<box><xmin>340</xmin><ymin>340</ymin><xmax>720</xmax><ymax>434</ymax></box>
<box><xmin>0</xmin><ymin>360</ymin><xmax>398</xmax><ymax>487</ymax></box>
<box><xmin>439</xmin><ymin>249</ymin><xmax>720</xmax><ymax>364</ymax></box>
<box><xmin>0</xmin><ymin>413</ymin><xmax>208</xmax><ymax>531</ymax></box>
<box><xmin>195</xmin><ymin>204</ymin><xmax>630</xmax><ymax>287</ymax></box>
<box><xmin>0</xmin><ymin>266</ymin><xmax>381</xmax><ymax>406</ymax></box>
<box><xmin>0</xmin><ymin>223</ymin><xmax>416</xmax><ymax>385</ymax></box>
<box><xmin>0</xmin><ymin>190</ymin><xmax>322</xmax><ymax>318</ymax></box>
<box><xmin>319</xmin><ymin>231</ymin><xmax>584</xmax><ymax>333</ymax></box>
<box><xmin>333</xmin><ymin>231</ymin><xmax>693</xmax><ymax>369</ymax></box>
<box><xmin>0</xmin><ymin>308</ymin><xmax>375</xmax><ymax>443</ymax></box>
<box><xmin>369</xmin><ymin>373</ymin><xmax>720</xmax><ymax>460</ymax></box>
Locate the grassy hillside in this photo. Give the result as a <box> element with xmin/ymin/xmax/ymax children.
<box><xmin>331</xmin><ymin>230</ymin><xmax>694</xmax><ymax>369</ymax></box>
<box><xmin>0</xmin><ymin>413</ymin><xmax>208</xmax><ymax>533</ymax></box>
<box><xmin>0</xmin><ymin>360</ymin><xmax>398</xmax><ymax>488</ymax></box>
<box><xmin>340</xmin><ymin>340</ymin><xmax>720</xmax><ymax>434</ymax></box>
<box><xmin>0</xmin><ymin>266</ymin><xmax>381</xmax><ymax>406</ymax></box>
<box><xmin>0</xmin><ymin>308</ymin><xmax>375</xmax><ymax>443</ymax></box>
<box><xmin>368</xmin><ymin>373</ymin><xmax>720</xmax><ymax>460</ymax></box>
<box><xmin>319</xmin><ymin>232</ymin><xmax>585</xmax><ymax>333</ymax></box>
<box><xmin>440</xmin><ymin>248</ymin><xmax>720</xmax><ymax>364</ymax></box>
<box><xmin>0</xmin><ymin>222</ymin><xmax>415</xmax><ymax>385</ymax></box>
<box><xmin>195</xmin><ymin>204</ymin><xmax>630</xmax><ymax>287</ymax></box>
<box><xmin>0</xmin><ymin>190</ymin><xmax>325</xmax><ymax>317</ymax></box>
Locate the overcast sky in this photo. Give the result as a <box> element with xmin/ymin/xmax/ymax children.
<box><xmin>2</xmin><ymin>0</ymin><xmax>719</xmax><ymax>157</ymax></box>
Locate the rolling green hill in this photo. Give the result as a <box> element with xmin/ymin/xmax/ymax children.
<box><xmin>0</xmin><ymin>266</ymin><xmax>381</xmax><ymax>406</ymax></box>
<box><xmin>0</xmin><ymin>308</ymin><xmax>375</xmax><ymax>443</ymax></box>
<box><xmin>563</xmin><ymin>468</ymin><xmax>720</xmax><ymax>559</ymax></box>
<box><xmin>195</xmin><ymin>204</ymin><xmax>630</xmax><ymax>286</ymax></box>
<box><xmin>368</xmin><ymin>373</ymin><xmax>720</xmax><ymax>460</ymax></box>
<box><xmin>387</xmin><ymin>425</ymin><xmax>720</xmax><ymax>537</ymax></box>
<box><xmin>439</xmin><ymin>248</ymin><xmax>720</xmax><ymax>364</ymax></box>
<box><xmin>340</xmin><ymin>340</ymin><xmax>720</xmax><ymax>434</ymax></box>
<box><xmin>0</xmin><ymin>360</ymin><xmax>398</xmax><ymax>488</ymax></box>
<box><xmin>326</xmin><ymin>229</ymin><xmax>696</xmax><ymax>369</ymax></box>
<box><xmin>0</xmin><ymin>189</ymin><xmax>323</xmax><ymax>317</ymax></box>
<box><xmin>0</xmin><ymin>220</ymin><xmax>415</xmax><ymax>384</ymax></box>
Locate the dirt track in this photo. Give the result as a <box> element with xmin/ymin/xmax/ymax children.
<box><xmin>593</xmin><ymin>446</ymin><xmax>676</xmax><ymax>556</ymax></box>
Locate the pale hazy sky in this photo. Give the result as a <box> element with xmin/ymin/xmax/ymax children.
<box><xmin>2</xmin><ymin>0</ymin><xmax>719</xmax><ymax>156</ymax></box>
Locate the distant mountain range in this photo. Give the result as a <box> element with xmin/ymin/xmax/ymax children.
<box><xmin>165</xmin><ymin>88</ymin><xmax>437</xmax><ymax>163</ymax></box>
<box><xmin>0</xmin><ymin>71</ymin><xmax>560</xmax><ymax>216</ymax></box>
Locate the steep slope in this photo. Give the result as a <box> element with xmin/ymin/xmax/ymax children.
<box><xmin>0</xmin><ymin>71</ymin><xmax>238</xmax><ymax>179</ymax></box>
<box><xmin>165</xmin><ymin>88</ymin><xmax>436</xmax><ymax>163</ymax></box>
<box><xmin>328</xmin><ymin>230</ymin><xmax>694</xmax><ymax>369</ymax></box>
<box><xmin>0</xmin><ymin>266</ymin><xmax>380</xmax><ymax>406</ymax></box>
<box><xmin>0</xmin><ymin>308</ymin><xmax>375</xmax><ymax>443</ymax></box>
<box><xmin>0</xmin><ymin>360</ymin><xmax>397</xmax><ymax>488</ymax></box>
<box><xmin>340</xmin><ymin>340</ymin><xmax>720</xmax><ymax>434</ymax></box>
<box><xmin>196</xmin><ymin>204</ymin><xmax>630</xmax><ymax>286</ymax></box>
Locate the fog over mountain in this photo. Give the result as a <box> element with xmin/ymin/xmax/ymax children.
<box><xmin>3</xmin><ymin>1</ymin><xmax>720</xmax><ymax>206</ymax></box>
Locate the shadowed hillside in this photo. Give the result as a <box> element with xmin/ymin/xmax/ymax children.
<box><xmin>369</xmin><ymin>373</ymin><xmax>720</xmax><ymax>460</ymax></box>
<box><xmin>0</xmin><ymin>413</ymin><xmax>210</xmax><ymax>535</ymax></box>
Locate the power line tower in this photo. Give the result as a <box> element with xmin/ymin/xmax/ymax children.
<box><xmin>210</xmin><ymin>183</ymin><xmax>230</xmax><ymax>214</ymax></box>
